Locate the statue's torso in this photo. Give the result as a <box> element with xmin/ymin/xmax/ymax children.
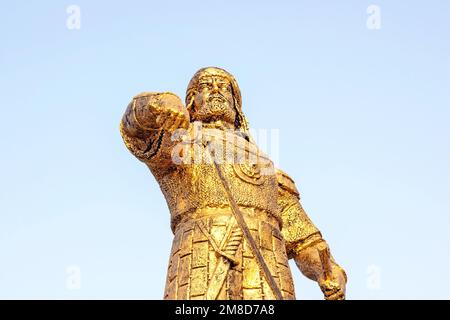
<box><xmin>148</xmin><ymin>126</ymin><xmax>296</xmax><ymax>300</ymax></box>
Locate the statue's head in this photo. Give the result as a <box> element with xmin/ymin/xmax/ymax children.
<box><xmin>186</xmin><ymin>67</ymin><xmax>248</xmax><ymax>132</ymax></box>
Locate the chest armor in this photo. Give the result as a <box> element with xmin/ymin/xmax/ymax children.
<box><xmin>149</xmin><ymin>126</ymin><xmax>280</xmax><ymax>232</ymax></box>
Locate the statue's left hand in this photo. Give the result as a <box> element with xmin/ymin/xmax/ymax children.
<box><xmin>318</xmin><ymin>264</ymin><xmax>347</xmax><ymax>300</ymax></box>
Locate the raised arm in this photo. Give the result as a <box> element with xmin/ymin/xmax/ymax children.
<box><xmin>120</xmin><ymin>92</ymin><xmax>190</xmax><ymax>169</ymax></box>
<box><xmin>276</xmin><ymin>169</ymin><xmax>347</xmax><ymax>300</ymax></box>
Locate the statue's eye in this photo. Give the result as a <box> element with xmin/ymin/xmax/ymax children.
<box><xmin>199</xmin><ymin>83</ymin><xmax>210</xmax><ymax>90</ymax></box>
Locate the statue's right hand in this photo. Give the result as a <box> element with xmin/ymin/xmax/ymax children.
<box><xmin>133</xmin><ymin>92</ymin><xmax>190</xmax><ymax>132</ymax></box>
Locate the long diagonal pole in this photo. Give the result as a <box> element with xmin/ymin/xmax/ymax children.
<box><xmin>211</xmin><ymin>158</ymin><xmax>284</xmax><ymax>300</ymax></box>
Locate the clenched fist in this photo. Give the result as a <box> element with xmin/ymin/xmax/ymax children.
<box><xmin>318</xmin><ymin>264</ymin><xmax>347</xmax><ymax>300</ymax></box>
<box><xmin>132</xmin><ymin>92</ymin><xmax>190</xmax><ymax>132</ymax></box>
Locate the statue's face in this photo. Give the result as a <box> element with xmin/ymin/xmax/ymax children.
<box><xmin>191</xmin><ymin>74</ymin><xmax>236</xmax><ymax>125</ymax></box>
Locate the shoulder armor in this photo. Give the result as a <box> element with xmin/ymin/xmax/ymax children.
<box><xmin>276</xmin><ymin>169</ymin><xmax>300</xmax><ymax>198</ymax></box>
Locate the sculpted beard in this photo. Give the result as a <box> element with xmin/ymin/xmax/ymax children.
<box><xmin>193</xmin><ymin>93</ymin><xmax>236</xmax><ymax>124</ymax></box>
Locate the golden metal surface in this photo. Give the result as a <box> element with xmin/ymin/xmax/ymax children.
<box><xmin>120</xmin><ymin>67</ymin><xmax>347</xmax><ymax>300</ymax></box>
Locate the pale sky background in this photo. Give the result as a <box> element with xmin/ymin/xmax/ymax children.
<box><xmin>0</xmin><ymin>1</ymin><xmax>449</xmax><ymax>299</ymax></box>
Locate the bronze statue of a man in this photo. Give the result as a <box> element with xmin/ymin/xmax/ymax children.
<box><xmin>120</xmin><ymin>67</ymin><xmax>347</xmax><ymax>300</ymax></box>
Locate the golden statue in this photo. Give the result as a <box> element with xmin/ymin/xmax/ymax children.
<box><xmin>120</xmin><ymin>67</ymin><xmax>347</xmax><ymax>300</ymax></box>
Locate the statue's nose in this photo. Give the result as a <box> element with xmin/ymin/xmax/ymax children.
<box><xmin>211</xmin><ymin>79</ymin><xmax>220</xmax><ymax>93</ymax></box>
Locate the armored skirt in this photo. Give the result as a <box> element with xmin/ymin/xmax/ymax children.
<box><xmin>163</xmin><ymin>207</ymin><xmax>296</xmax><ymax>300</ymax></box>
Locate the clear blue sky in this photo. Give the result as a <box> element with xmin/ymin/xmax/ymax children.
<box><xmin>0</xmin><ymin>0</ymin><xmax>449</xmax><ymax>299</ymax></box>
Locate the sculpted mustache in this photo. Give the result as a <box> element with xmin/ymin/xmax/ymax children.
<box><xmin>207</xmin><ymin>93</ymin><xmax>226</xmax><ymax>102</ymax></box>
